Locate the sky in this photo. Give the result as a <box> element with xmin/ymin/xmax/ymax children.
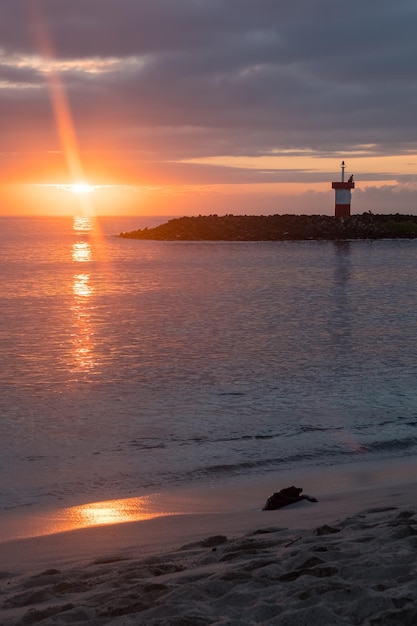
<box><xmin>1</xmin><ymin>0</ymin><xmax>417</xmax><ymax>216</ymax></box>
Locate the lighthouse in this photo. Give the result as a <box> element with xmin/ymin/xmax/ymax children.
<box><xmin>332</xmin><ymin>161</ymin><xmax>354</xmax><ymax>217</ymax></box>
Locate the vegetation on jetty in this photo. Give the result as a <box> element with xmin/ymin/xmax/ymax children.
<box><xmin>120</xmin><ymin>213</ymin><xmax>417</xmax><ymax>241</ymax></box>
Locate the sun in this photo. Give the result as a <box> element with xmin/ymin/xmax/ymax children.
<box><xmin>71</xmin><ymin>182</ymin><xmax>95</xmax><ymax>194</ymax></box>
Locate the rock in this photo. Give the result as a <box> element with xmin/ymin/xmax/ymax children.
<box><xmin>262</xmin><ymin>486</ymin><xmax>318</xmax><ymax>511</ymax></box>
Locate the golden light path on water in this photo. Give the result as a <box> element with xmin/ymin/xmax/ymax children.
<box><xmin>71</xmin><ymin>216</ymin><xmax>96</xmax><ymax>375</ymax></box>
<box><xmin>0</xmin><ymin>213</ymin><xmax>184</xmax><ymax>542</ymax></box>
<box><xmin>64</xmin><ymin>218</ymin><xmax>170</xmax><ymax>533</ymax></box>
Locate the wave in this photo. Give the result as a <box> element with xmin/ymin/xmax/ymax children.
<box><xmin>363</xmin><ymin>437</ymin><xmax>417</xmax><ymax>453</ymax></box>
<box><xmin>176</xmin><ymin>436</ymin><xmax>417</xmax><ymax>482</ymax></box>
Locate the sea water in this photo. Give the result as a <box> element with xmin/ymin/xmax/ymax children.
<box><xmin>1</xmin><ymin>216</ymin><xmax>417</xmax><ymax>514</ymax></box>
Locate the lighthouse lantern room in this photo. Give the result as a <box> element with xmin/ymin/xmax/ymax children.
<box><xmin>332</xmin><ymin>161</ymin><xmax>354</xmax><ymax>217</ymax></box>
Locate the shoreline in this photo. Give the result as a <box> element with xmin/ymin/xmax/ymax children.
<box><xmin>1</xmin><ymin>455</ymin><xmax>416</xmax><ymax>566</ymax></box>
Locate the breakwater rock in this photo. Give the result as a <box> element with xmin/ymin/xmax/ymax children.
<box><xmin>120</xmin><ymin>213</ymin><xmax>417</xmax><ymax>241</ymax></box>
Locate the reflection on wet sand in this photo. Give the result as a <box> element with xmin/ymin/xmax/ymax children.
<box><xmin>62</xmin><ymin>497</ymin><xmax>161</xmax><ymax>530</ymax></box>
<box><xmin>0</xmin><ymin>496</ymin><xmax>173</xmax><ymax>542</ymax></box>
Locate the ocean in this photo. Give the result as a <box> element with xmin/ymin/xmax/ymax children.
<box><xmin>1</xmin><ymin>215</ymin><xmax>417</xmax><ymax>518</ymax></box>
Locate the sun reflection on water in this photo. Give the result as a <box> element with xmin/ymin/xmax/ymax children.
<box><xmin>73</xmin><ymin>215</ymin><xmax>93</xmax><ymax>233</ymax></box>
<box><xmin>72</xmin><ymin>241</ymin><xmax>92</xmax><ymax>263</ymax></box>
<box><xmin>71</xmin><ymin>216</ymin><xmax>97</xmax><ymax>375</ymax></box>
<box><xmin>73</xmin><ymin>273</ymin><xmax>93</xmax><ymax>298</ymax></box>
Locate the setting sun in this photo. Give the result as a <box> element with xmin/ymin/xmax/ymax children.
<box><xmin>71</xmin><ymin>183</ymin><xmax>95</xmax><ymax>194</ymax></box>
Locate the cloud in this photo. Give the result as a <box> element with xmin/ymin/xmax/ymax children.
<box><xmin>1</xmin><ymin>0</ymin><xmax>417</xmax><ymax>213</ymax></box>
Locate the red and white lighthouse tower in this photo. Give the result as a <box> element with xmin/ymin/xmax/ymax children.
<box><xmin>332</xmin><ymin>161</ymin><xmax>354</xmax><ymax>217</ymax></box>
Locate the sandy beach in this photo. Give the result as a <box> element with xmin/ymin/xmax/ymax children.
<box><xmin>1</xmin><ymin>458</ymin><xmax>417</xmax><ymax>625</ymax></box>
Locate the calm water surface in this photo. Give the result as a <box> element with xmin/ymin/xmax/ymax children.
<box><xmin>1</xmin><ymin>216</ymin><xmax>417</xmax><ymax>512</ymax></box>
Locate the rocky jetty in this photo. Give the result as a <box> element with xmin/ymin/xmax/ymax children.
<box><xmin>120</xmin><ymin>213</ymin><xmax>417</xmax><ymax>241</ymax></box>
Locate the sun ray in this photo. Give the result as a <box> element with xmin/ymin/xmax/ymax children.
<box><xmin>28</xmin><ymin>5</ymin><xmax>88</xmax><ymax>196</ymax></box>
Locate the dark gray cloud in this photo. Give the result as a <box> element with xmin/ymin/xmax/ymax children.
<box><xmin>1</xmin><ymin>0</ymin><xmax>417</xmax><ymax>189</ymax></box>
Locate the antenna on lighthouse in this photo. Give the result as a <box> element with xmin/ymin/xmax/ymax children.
<box><xmin>331</xmin><ymin>160</ymin><xmax>355</xmax><ymax>218</ymax></box>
